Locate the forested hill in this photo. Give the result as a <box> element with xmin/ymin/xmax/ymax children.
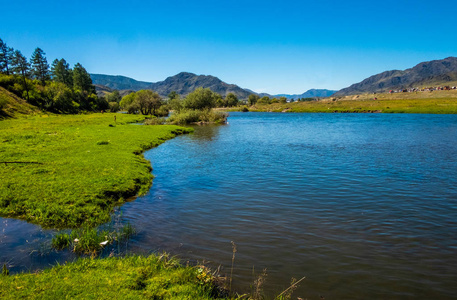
<box><xmin>335</xmin><ymin>57</ymin><xmax>457</xmax><ymax>96</ymax></box>
<box><xmin>91</xmin><ymin>72</ymin><xmax>253</xmax><ymax>99</ymax></box>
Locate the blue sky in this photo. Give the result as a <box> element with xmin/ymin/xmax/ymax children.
<box><xmin>1</xmin><ymin>0</ymin><xmax>456</xmax><ymax>94</ymax></box>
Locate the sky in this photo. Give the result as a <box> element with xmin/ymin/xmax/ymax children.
<box><xmin>1</xmin><ymin>0</ymin><xmax>456</xmax><ymax>94</ymax></box>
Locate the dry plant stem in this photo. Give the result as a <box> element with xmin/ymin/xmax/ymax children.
<box><xmin>230</xmin><ymin>241</ymin><xmax>237</xmax><ymax>292</ymax></box>
<box><xmin>275</xmin><ymin>275</ymin><xmax>307</xmax><ymax>299</ymax></box>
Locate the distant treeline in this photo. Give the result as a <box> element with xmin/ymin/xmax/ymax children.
<box><xmin>0</xmin><ymin>37</ymin><xmax>108</xmax><ymax>113</ymax></box>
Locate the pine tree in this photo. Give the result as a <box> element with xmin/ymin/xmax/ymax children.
<box><xmin>51</xmin><ymin>58</ymin><xmax>73</xmax><ymax>87</ymax></box>
<box><xmin>31</xmin><ymin>47</ymin><xmax>50</xmax><ymax>85</ymax></box>
<box><xmin>0</xmin><ymin>38</ymin><xmax>14</xmax><ymax>75</ymax></box>
<box><xmin>11</xmin><ymin>50</ymin><xmax>31</xmax><ymax>100</ymax></box>
<box><xmin>73</xmin><ymin>63</ymin><xmax>95</xmax><ymax>94</ymax></box>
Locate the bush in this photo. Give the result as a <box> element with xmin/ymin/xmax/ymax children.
<box><xmin>144</xmin><ymin>117</ymin><xmax>166</xmax><ymax>125</ymax></box>
<box><xmin>167</xmin><ymin>109</ymin><xmax>227</xmax><ymax>125</ymax></box>
<box><xmin>109</xmin><ymin>101</ymin><xmax>120</xmax><ymax>112</ymax></box>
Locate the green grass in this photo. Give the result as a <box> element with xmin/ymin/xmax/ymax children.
<box><xmin>0</xmin><ymin>113</ymin><xmax>192</xmax><ymax>228</ymax></box>
<box><xmin>0</xmin><ymin>254</ymin><xmax>227</xmax><ymax>300</ymax></box>
<box><xmin>245</xmin><ymin>90</ymin><xmax>457</xmax><ymax>114</ymax></box>
<box><xmin>52</xmin><ymin>222</ymin><xmax>137</xmax><ymax>254</ymax></box>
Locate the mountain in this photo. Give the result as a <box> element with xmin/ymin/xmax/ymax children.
<box><xmin>335</xmin><ymin>57</ymin><xmax>457</xmax><ymax>96</ymax></box>
<box><xmin>93</xmin><ymin>84</ymin><xmax>135</xmax><ymax>98</ymax></box>
<box><xmin>274</xmin><ymin>89</ymin><xmax>337</xmax><ymax>99</ymax></box>
<box><xmin>90</xmin><ymin>74</ymin><xmax>152</xmax><ymax>91</ymax></box>
<box><xmin>91</xmin><ymin>72</ymin><xmax>253</xmax><ymax>99</ymax></box>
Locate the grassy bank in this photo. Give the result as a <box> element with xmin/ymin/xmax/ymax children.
<box><xmin>0</xmin><ymin>113</ymin><xmax>192</xmax><ymax>228</ymax></box>
<box><xmin>0</xmin><ymin>254</ymin><xmax>226</xmax><ymax>299</ymax></box>
<box><xmin>244</xmin><ymin>89</ymin><xmax>457</xmax><ymax>114</ymax></box>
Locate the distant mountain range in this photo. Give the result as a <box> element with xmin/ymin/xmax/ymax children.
<box><xmin>90</xmin><ymin>72</ymin><xmax>336</xmax><ymax>99</ymax></box>
<box><xmin>91</xmin><ymin>72</ymin><xmax>253</xmax><ymax>99</ymax></box>
<box><xmin>335</xmin><ymin>57</ymin><xmax>457</xmax><ymax>96</ymax></box>
<box><xmin>275</xmin><ymin>89</ymin><xmax>337</xmax><ymax>99</ymax></box>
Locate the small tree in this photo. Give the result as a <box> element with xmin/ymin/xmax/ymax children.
<box><xmin>106</xmin><ymin>90</ymin><xmax>121</xmax><ymax>103</ymax></box>
<box><xmin>258</xmin><ymin>96</ymin><xmax>270</xmax><ymax>104</ymax></box>
<box><xmin>135</xmin><ymin>90</ymin><xmax>163</xmax><ymax>115</ymax></box>
<box><xmin>31</xmin><ymin>47</ymin><xmax>50</xmax><ymax>85</ymax></box>
<box><xmin>225</xmin><ymin>93</ymin><xmax>239</xmax><ymax>107</ymax></box>
<box><xmin>248</xmin><ymin>94</ymin><xmax>259</xmax><ymax>106</ymax></box>
<box><xmin>120</xmin><ymin>92</ymin><xmax>136</xmax><ymax>109</ymax></box>
<box><xmin>182</xmin><ymin>87</ymin><xmax>217</xmax><ymax>110</ymax></box>
<box><xmin>168</xmin><ymin>91</ymin><xmax>179</xmax><ymax>101</ymax></box>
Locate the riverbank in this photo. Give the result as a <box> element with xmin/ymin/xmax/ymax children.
<box><xmin>0</xmin><ymin>254</ymin><xmax>227</xmax><ymax>299</ymax></box>
<box><xmin>0</xmin><ymin>113</ymin><xmax>192</xmax><ymax>228</ymax></box>
<box><xmin>238</xmin><ymin>89</ymin><xmax>457</xmax><ymax>114</ymax></box>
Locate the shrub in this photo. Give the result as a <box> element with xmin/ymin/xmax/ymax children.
<box><xmin>167</xmin><ymin>109</ymin><xmax>227</xmax><ymax>125</ymax></box>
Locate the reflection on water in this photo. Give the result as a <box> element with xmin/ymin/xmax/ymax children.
<box><xmin>2</xmin><ymin>112</ymin><xmax>457</xmax><ymax>299</ymax></box>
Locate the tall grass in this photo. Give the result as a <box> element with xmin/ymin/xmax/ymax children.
<box><xmin>52</xmin><ymin>220</ymin><xmax>137</xmax><ymax>255</ymax></box>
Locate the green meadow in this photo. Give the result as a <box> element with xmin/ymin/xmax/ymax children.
<box><xmin>0</xmin><ymin>113</ymin><xmax>192</xmax><ymax>228</ymax></box>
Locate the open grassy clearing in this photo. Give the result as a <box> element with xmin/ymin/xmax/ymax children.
<box><xmin>0</xmin><ymin>254</ymin><xmax>227</xmax><ymax>300</ymax></box>
<box><xmin>243</xmin><ymin>89</ymin><xmax>457</xmax><ymax>114</ymax></box>
<box><xmin>0</xmin><ymin>113</ymin><xmax>192</xmax><ymax>228</ymax></box>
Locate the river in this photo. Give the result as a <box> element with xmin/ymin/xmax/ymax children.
<box><xmin>2</xmin><ymin>112</ymin><xmax>457</xmax><ymax>299</ymax></box>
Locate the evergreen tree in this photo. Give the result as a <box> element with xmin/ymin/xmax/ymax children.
<box><xmin>51</xmin><ymin>58</ymin><xmax>73</xmax><ymax>87</ymax></box>
<box><xmin>11</xmin><ymin>50</ymin><xmax>31</xmax><ymax>100</ymax></box>
<box><xmin>31</xmin><ymin>47</ymin><xmax>50</xmax><ymax>85</ymax></box>
<box><xmin>0</xmin><ymin>38</ymin><xmax>14</xmax><ymax>75</ymax></box>
<box><xmin>72</xmin><ymin>63</ymin><xmax>95</xmax><ymax>94</ymax></box>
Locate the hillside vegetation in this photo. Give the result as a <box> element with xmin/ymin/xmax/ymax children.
<box><xmin>0</xmin><ymin>86</ymin><xmax>41</xmax><ymax>118</ymax></box>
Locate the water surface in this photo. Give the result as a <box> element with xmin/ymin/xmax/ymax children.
<box><xmin>2</xmin><ymin>112</ymin><xmax>457</xmax><ymax>299</ymax></box>
<box><xmin>123</xmin><ymin>112</ymin><xmax>457</xmax><ymax>299</ymax></box>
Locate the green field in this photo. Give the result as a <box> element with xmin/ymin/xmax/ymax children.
<box><xmin>0</xmin><ymin>255</ymin><xmax>226</xmax><ymax>300</ymax></box>
<box><xmin>244</xmin><ymin>90</ymin><xmax>457</xmax><ymax>114</ymax></box>
<box><xmin>0</xmin><ymin>113</ymin><xmax>192</xmax><ymax>228</ymax></box>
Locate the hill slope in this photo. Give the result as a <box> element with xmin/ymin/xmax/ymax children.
<box><xmin>0</xmin><ymin>87</ymin><xmax>41</xmax><ymax>118</ymax></box>
<box><xmin>335</xmin><ymin>57</ymin><xmax>457</xmax><ymax>96</ymax></box>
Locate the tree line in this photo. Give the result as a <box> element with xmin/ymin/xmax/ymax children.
<box><xmin>0</xmin><ymin>37</ymin><xmax>106</xmax><ymax>113</ymax></box>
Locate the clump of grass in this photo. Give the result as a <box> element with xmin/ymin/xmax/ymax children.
<box><xmin>1</xmin><ymin>264</ymin><xmax>8</xmax><ymax>276</ymax></box>
<box><xmin>51</xmin><ymin>232</ymin><xmax>71</xmax><ymax>250</ymax></box>
<box><xmin>51</xmin><ymin>222</ymin><xmax>136</xmax><ymax>255</ymax></box>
